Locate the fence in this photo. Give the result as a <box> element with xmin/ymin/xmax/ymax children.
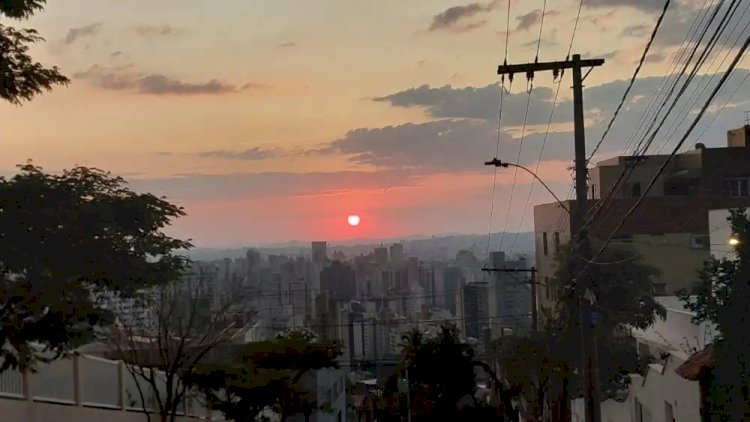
<box><xmin>0</xmin><ymin>353</ymin><xmax>223</xmax><ymax>420</ymax></box>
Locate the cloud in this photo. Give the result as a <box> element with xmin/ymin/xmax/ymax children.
<box><xmin>63</xmin><ymin>23</ymin><xmax>102</xmax><ymax>45</ymax></box>
<box><xmin>322</xmin><ymin>119</ymin><xmax>576</xmax><ymax>174</ymax></box>
<box><xmin>278</xmin><ymin>42</ymin><xmax>297</xmax><ymax>48</ymax></box>
<box><xmin>516</xmin><ymin>10</ymin><xmax>543</xmax><ymax>32</ymax></box>
<box><xmin>621</xmin><ymin>24</ymin><xmax>648</xmax><ymax>38</ymax></box>
<box><xmin>138</xmin><ymin>74</ymin><xmax>236</xmax><ymax>95</ymax></box>
<box><xmin>362</xmin><ymin>68</ymin><xmax>750</xmax><ymax>172</ymax></box>
<box><xmin>133</xmin><ymin>25</ymin><xmax>178</xmax><ymax>37</ymax></box>
<box><xmin>584</xmin><ymin>0</ymin><xmax>666</xmax><ymax>12</ymax></box>
<box><xmin>73</xmin><ymin>65</ymin><xmax>259</xmax><ymax>96</ymax></box>
<box><xmin>199</xmin><ymin>147</ymin><xmax>283</xmax><ymax>161</ymax></box>
<box><xmin>429</xmin><ymin>0</ymin><xmax>498</xmax><ymax>32</ymax></box>
<box><xmin>374</xmin><ymin>84</ymin><xmax>572</xmax><ymax>126</ymax></box>
<box><xmin>129</xmin><ymin>170</ymin><xmax>419</xmax><ymax>201</ymax></box>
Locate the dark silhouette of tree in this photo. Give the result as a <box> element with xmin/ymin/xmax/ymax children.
<box><xmin>186</xmin><ymin>335</ymin><xmax>341</xmax><ymax>422</ymax></box>
<box><xmin>378</xmin><ymin>325</ymin><xmax>495</xmax><ymax>421</ymax></box>
<box><xmin>679</xmin><ymin>208</ymin><xmax>750</xmax><ymax>420</ymax></box>
<box><xmin>0</xmin><ymin>163</ymin><xmax>191</xmax><ymax>370</ymax></box>
<box><xmin>104</xmin><ymin>270</ymin><xmax>243</xmax><ymax>422</ymax></box>
<box><xmin>497</xmin><ymin>245</ymin><xmax>665</xmax><ymax>421</ymax></box>
<box><xmin>1</xmin><ymin>1</ymin><xmax>69</xmax><ymax>104</ymax></box>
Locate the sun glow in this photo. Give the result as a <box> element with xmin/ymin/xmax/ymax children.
<box><xmin>347</xmin><ymin>215</ymin><xmax>361</xmax><ymax>227</ymax></box>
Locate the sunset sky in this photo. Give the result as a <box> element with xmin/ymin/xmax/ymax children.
<box><xmin>2</xmin><ymin>0</ymin><xmax>748</xmax><ymax>246</ymax></box>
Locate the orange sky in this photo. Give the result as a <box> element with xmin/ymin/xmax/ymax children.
<box><xmin>3</xmin><ymin>0</ymin><xmax>748</xmax><ymax>245</ymax></box>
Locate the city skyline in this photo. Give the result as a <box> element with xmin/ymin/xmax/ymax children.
<box><xmin>4</xmin><ymin>0</ymin><xmax>750</xmax><ymax>246</ymax></box>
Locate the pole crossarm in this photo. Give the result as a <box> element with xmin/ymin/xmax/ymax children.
<box><xmin>498</xmin><ymin>58</ymin><xmax>605</xmax><ymax>76</ymax></box>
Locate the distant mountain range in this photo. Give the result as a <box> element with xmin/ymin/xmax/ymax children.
<box><xmin>184</xmin><ymin>232</ymin><xmax>535</xmax><ymax>263</ymax></box>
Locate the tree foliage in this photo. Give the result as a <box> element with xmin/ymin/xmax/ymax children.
<box><xmin>679</xmin><ymin>208</ymin><xmax>750</xmax><ymax>420</ymax></box>
<box><xmin>492</xmin><ymin>244</ymin><xmax>665</xmax><ymax>420</ymax></box>
<box><xmin>377</xmin><ymin>325</ymin><xmax>499</xmax><ymax>421</ymax></box>
<box><xmin>552</xmin><ymin>244</ymin><xmax>666</xmax><ymax>332</ymax></box>
<box><xmin>186</xmin><ymin>336</ymin><xmax>341</xmax><ymax>422</ymax></box>
<box><xmin>1</xmin><ymin>0</ymin><xmax>69</xmax><ymax>104</ymax></box>
<box><xmin>105</xmin><ymin>270</ymin><xmax>241</xmax><ymax>422</ymax></box>
<box><xmin>0</xmin><ymin>163</ymin><xmax>191</xmax><ymax>369</ymax></box>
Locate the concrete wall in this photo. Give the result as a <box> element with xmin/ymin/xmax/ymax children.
<box><xmin>572</xmin><ymin>352</ymin><xmax>701</xmax><ymax>422</ymax></box>
<box><xmin>631</xmin><ymin>296</ymin><xmax>717</xmax><ymax>358</ymax></box>
<box><xmin>617</xmin><ymin>233</ymin><xmax>709</xmax><ymax>294</ymax></box>
<box><xmin>571</xmin><ymin>398</ymin><xmax>630</xmax><ymax>422</ymax></box>
<box><xmin>628</xmin><ymin>352</ymin><xmax>701</xmax><ymax>422</ymax></box>
<box><xmin>0</xmin><ymin>400</ymin><xmax>199</xmax><ymax>422</ymax></box>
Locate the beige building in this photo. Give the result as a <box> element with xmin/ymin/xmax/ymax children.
<box><xmin>534</xmin><ymin>126</ymin><xmax>750</xmax><ymax>314</ymax></box>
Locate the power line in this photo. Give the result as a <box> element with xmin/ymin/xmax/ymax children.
<box><xmin>486</xmin><ymin>0</ymin><xmax>514</xmax><ymax>259</ymax></box>
<box><xmin>586</xmin><ymin>0</ymin><xmax>672</xmax><ymax>165</ymax></box>
<box><xmin>578</xmin><ymin>24</ymin><xmax>750</xmax><ymax>281</ymax></box>
<box><xmin>498</xmin><ymin>0</ymin><xmax>549</xmax><ymax>251</ymax></box>
<box><xmin>654</xmin><ymin>1</ymin><xmax>750</xmax><ymax>154</ymax></box>
<box><xmin>583</xmin><ymin>0</ymin><xmax>740</xmax><ymax>236</ymax></box>
<box><xmin>620</xmin><ymin>0</ymin><xmax>716</xmax><ymax>157</ymax></box>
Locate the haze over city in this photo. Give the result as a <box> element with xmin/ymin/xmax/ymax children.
<box><xmin>4</xmin><ymin>0</ymin><xmax>749</xmax><ymax>246</ymax></box>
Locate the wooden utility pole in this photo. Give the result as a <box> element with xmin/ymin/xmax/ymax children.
<box><xmin>497</xmin><ymin>54</ymin><xmax>604</xmax><ymax>422</ymax></box>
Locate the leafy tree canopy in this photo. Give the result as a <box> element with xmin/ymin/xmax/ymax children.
<box><xmin>679</xmin><ymin>208</ymin><xmax>750</xmax><ymax>419</ymax></box>
<box><xmin>187</xmin><ymin>336</ymin><xmax>341</xmax><ymax>422</ymax></box>
<box><xmin>552</xmin><ymin>244</ymin><xmax>666</xmax><ymax>332</ymax></box>
<box><xmin>1</xmin><ymin>0</ymin><xmax>69</xmax><ymax>104</ymax></box>
<box><xmin>0</xmin><ymin>163</ymin><xmax>191</xmax><ymax>368</ymax></box>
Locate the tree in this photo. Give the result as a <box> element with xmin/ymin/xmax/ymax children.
<box><xmin>1</xmin><ymin>1</ymin><xmax>69</xmax><ymax>104</ymax></box>
<box><xmin>498</xmin><ymin>245</ymin><xmax>665</xmax><ymax>421</ymax></box>
<box><xmin>378</xmin><ymin>325</ymin><xmax>487</xmax><ymax>421</ymax></box>
<box><xmin>104</xmin><ymin>269</ymin><xmax>243</xmax><ymax>422</ymax></box>
<box><xmin>186</xmin><ymin>335</ymin><xmax>342</xmax><ymax>422</ymax></box>
<box><xmin>0</xmin><ymin>163</ymin><xmax>190</xmax><ymax>370</ymax></box>
<box><xmin>679</xmin><ymin>208</ymin><xmax>750</xmax><ymax>420</ymax></box>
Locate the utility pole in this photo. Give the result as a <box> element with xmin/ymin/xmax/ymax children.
<box><xmin>482</xmin><ymin>267</ymin><xmax>538</xmax><ymax>331</ymax></box>
<box><xmin>497</xmin><ymin>54</ymin><xmax>604</xmax><ymax>422</ymax></box>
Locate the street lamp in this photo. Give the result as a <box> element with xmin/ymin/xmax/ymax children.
<box><xmin>484</xmin><ymin>158</ymin><xmax>570</xmax><ymax>214</ymax></box>
<box><xmin>729</xmin><ymin>234</ymin><xmax>740</xmax><ymax>247</ymax></box>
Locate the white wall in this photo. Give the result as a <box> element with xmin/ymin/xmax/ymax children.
<box><xmin>631</xmin><ymin>296</ymin><xmax>717</xmax><ymax>357</ymax></box>
<box><xmin>572</xmin><ymin>352</ymin><xmax>701</xmax><ymax>422</ymax></box>
<box><xmin>0</xmin><ymin>400</ymin><xmax>201</xmax><ymax>422</ymax></box>
<box><xmin>628</xmin><ymin>352</ymin><xmax>701</xmax><ymax>422</ymax></box>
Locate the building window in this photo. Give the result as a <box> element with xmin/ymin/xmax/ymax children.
<box><xmin>692</xmin><ymin>235</ymin><xmax>710</xmax><ymax>249</ymax></box>
<box><xmin>545</xmin><ymin>277</ymin><xmax>550</xmax><ymax>300</ymax></box>
<box><xmin>543</xmin><ymin>232</ymin><xmax>549</xmax><ymax>256</ymax></box>
<box><xmin>723</xmin><ymin>177</ymin><xmax>750</xmax><ymax>197</ymax></box>
<box><xmin>553</xmin><ymin>232</ymin><xmax>560</xmax><ymax>254</ymax></box>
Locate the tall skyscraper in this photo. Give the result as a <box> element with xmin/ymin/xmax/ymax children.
<box><xmin>312</xmin><ymin>241</ymin><xmax>328</xmax><ymax>264</ymax></box>
<box><xmin>374</xmin><ymin>246</ymin><xmax>389</xmax><ymax>266</ymax></box>
<box><xmin>389</xmin><ymin>243</ymin><xmax>404</xmax><ymax>264</ymax></box>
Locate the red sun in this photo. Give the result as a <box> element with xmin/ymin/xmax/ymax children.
<box><xmin>347</xmin><ymin>215</ymin><xmax>361</xmax><ymax>227</ymax></box>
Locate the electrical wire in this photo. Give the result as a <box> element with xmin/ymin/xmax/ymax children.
<box><xmin>582</xmin><ymin>0</ymin><xmax>740</xmax><ymax>236</ymax></box>
<box><xmin>499</xmin><ymin>0</ymin><xmax>549</xmax><ymax>252</ymax></box>
<box><xmin>586</xmin><ymin>0</ymin><xmax>672</xmax><ymax>165</ymax></box>
<box><xmin>485</xmin><ymin>0</ymin><xmax>513</xmax><ymax>259</ymax></box>
<box><xmin>577</xmin><ymin>26</ymin><xmax>750</xmax><ymax>281</ymax></box>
